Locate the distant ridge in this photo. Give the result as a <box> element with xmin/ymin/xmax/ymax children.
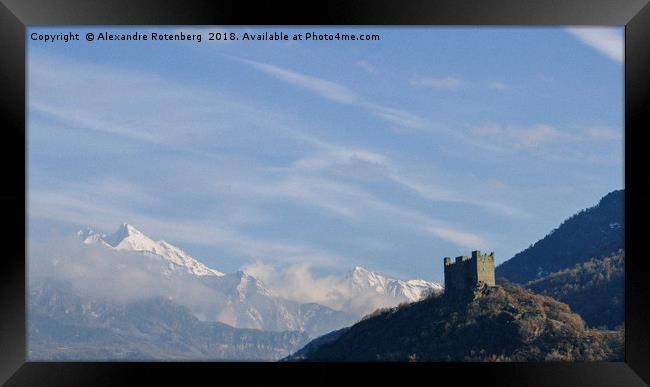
<box><xmin>496</xmin><ymin>190</ymin><xmax>624</xmax><ymax>284</ymax></box>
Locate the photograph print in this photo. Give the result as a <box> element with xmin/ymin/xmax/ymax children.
<box><xmin>27</xmin><ymin>26</ymin><xmax>624</xmax><ymax>361</ymax></box>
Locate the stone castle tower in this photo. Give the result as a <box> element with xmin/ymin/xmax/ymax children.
<box><xmin>443</xmin><ymin>250</ymin><xmax>495</xmax><ymax>298</ymax></box>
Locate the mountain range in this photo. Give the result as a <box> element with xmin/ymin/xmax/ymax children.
<box><xmin>29</xmin><ymin>223</ymin><xmax>442</xmax><ymax>360</ymax></box>
<box><xmin>31</xmin><ymin>188</ymin><xmax>624</xmax><ymax>361</ymax></box>
<box><xmin>28</xmin><ymin>280</ymin><xmax>309</xmax><ymax>361</ymax></box>
<box><xmin>76</xmin><ymin>223</ymin><xmax>441</xmax><ymax>330</ymax></box>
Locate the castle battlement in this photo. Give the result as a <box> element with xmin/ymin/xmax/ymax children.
<box><xmin>443</xmin><ymin>250</ymin><xmax>495</xmax><ymax>298</ymax></box>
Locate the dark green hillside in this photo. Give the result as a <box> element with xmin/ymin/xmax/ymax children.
<box><xmin>496</xmin><ymin>190</ymin><xmax>624</xmax><ymax>284</ymax></box>
<box><xmin>298</xmin><ymin>282</ymin><xmax>623</xmax><ymax>362</ymax></box>
<box><xmin>526</xmin><ymin>251</ymin><xmax>624</xmax><ymax>329</ymax></box>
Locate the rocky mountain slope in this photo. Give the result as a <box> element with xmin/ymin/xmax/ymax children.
<box><xmin>28</xmin><ymin>280</ymin><xmax>309</xmax><ymax>360</ymax></box>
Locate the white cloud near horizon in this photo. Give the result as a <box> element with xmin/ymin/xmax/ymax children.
<box><xmin>241</xmin><ymin>261</ymin><xmax>435</xmax><ymax>316</ymax></box>
<box><xmin>566</xmin><ymin>27</ymin><xmax>623</xmax><ymax>63</ymax></box>
<box><xmin>29</xmin><ymin>234</ymin><xmax>436</xmax><ymax>320</ymax></box>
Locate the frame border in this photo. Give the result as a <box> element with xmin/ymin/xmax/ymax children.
<box><xmin>1</xmin><ymin>0</ymin><xmax>649</xmax><ymax>385</ymax></box>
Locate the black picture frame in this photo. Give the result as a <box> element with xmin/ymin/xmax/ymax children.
<box><xmin>1</xmin><ymin>0</ymin><xmax>649</xmax><ymax>385</ymax></box>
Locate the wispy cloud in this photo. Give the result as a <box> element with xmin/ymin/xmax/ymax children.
<box><xmin>364</xmin><ymin>103</ymin><xmax>429</xmax><ymax>131</ymax></box>
<box><xmin>410</xmin><ymin>77</ymin><xmax>464</xmax><ymax>90</ymax></box>
<box><xmin>213</xmin><ymin>170</ymin><xmax>489</xmax><ymax>250</ymax></box>
<box><xmin>465</xmin><ymin>123</ymin><xmax>622</xmax><ymax>165</ymax></box>
<box><xmin>31</xmin><ymin>103</ymin><xmax>167</xmax><ymax>146</ymax></box>
<box><xmin>356</xmin><ymin>60</ymin><xmax>376</xmax><ymax>73</ymax></box>
<box><xmin>232</xmin><ymin>57</ymin><xmax>360</xmax><ymax>104</ymax></box>
<box><xmin>29</xmin><ymin>53</ymin><xmax>503</xmax><ymax>270</ymax></box>
<box><xmin>29</xmin><ymin>52</ymin><xmax>329</xmax><ymax>160</ymax></box>
<box><xmin>425</xmin><ymin>226</ymin><xmax>485</xmax><ymax>250</ymax></box>
<box><xmin>566</xmin><ymin>27</ymin><xmax>623</xmax><ymax>63</ymax></box>
<box><xmin>288</xmin><ymin>143</ymin><xmax>526</xmax><ymax>218</ymax></box>
<box><xmin>584</xmin><ymin>126</ymin><xmax>622</xmax><ymax>141</ymax></box>
<box><xmin>413</xmin><ymin>78</ymin><xmax>511</xmax><ymax>92</ymax></box>
<box><xmin>486</xmin><ymin>81</ymin><xmax>508</xmax><ymax>91</ymax></box>
<box><xmin>230</xmin><ymin>56</ymin><xmax>431</xmax><ymax>133</ymax></box>
<box><xmin>471</xmin><ymin>124</ymin><xmax>578</xmax><ymax>149</ymax></box>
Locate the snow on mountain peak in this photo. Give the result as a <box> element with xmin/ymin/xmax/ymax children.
<box><xmin>102</xmin><ymin>223</ymin><xmax>147</xmax><ymax>247</ymax></box>
<box><xmin>346</xmin><ymin>266</ymin><xmax>442</xmax><ymax>302</ymax></box>
<box><xmin>78</xmin><ymin>227</ymin><xmax>105</xmax><ymax>244</ymax></box>
<box><xmin>78</xmin><ymin>224</ymin><xmax>224</xmax><ymax>277</ymax></box>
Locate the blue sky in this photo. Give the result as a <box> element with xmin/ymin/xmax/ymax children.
<box><xmin>27</xmin><ymin>27</ymin><xmax>623</xmax><ymax>282</ymax></box>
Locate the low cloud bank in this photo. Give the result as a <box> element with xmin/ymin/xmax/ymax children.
<box><xmin>28</xmin><ymin>236</ymin><xmax>417</xmax><ymax>322</ymax></box>
<box><xmin>243</xmin><ymin>261</ymin><xmax>412</xmax><ymax>317</ymax></box>
<box><xmin>28</xmin><ymin>236</ymin><xmax>228</xmax><ymax>321</ymax></box>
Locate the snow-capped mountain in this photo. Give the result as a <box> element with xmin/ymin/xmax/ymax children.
<box><xmin>72</xmin><ymin>224</ymin><xmax>440</xmax><ymax>338</ymax></box>
<box><xmin>347</xmin><ymin>266</ymin><xmax>443</xmax><ymax>303</ymax></box>
<box><xmin>78</xmin><ymin>223</ymin><xmax>224</xmax><ymax>277</ymax></box>
<box><xmin>75</xmin><ymin>224</ymin><xmax>354</xmax><ymax>337</ymax></box>
<box><xmin>200</xmin><ymin>271</ymin><xmax>356</xmax><ymax>335</ymax></box>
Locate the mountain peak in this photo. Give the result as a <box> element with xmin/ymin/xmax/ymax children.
<box><xmin>77</xmin><ymin>227</ymin><xmax>105</xmax><ymax>244</ymax></box>
<box><xmin>351</xmin><ymin>266</ymin><xmax>368</xmax><ymax>273</ymax></box>
<box><xmin>346</xmin><ymin>266</ymin><xmax>442</xmax><ymax>303</ymax></box>
<box><xmin>116</xmin><ymin>222</ymin><xmax>142</xmax><ymax>237</ymax></box>
<box><xmin>77</xmin><ymin>226</ymin><xmax>98</xmax><ymax>239</ymax></box>
<box><xmin>121</xmin><ymin>222</ymin><xmax>138</xmax><ymax>233</ymax></box>
<box><xmin>79</xmin><ymin>223</ymin><xmax>225</xmax><ymax>277</ymax></box>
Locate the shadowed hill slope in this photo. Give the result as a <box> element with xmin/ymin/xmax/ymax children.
<box><xmin>295</xmin><ymin>282</ymin><xmax>623</xmax><ymax>362</ymax></box>
<box><xmin>525</xmin><ymin>251</ymin><xmax>624</xmax><ymax>329</ymax></box>
<box><xmin>496</xmin><ymin>190</ymin><xmax>624</xmax><ymax>284</ymax></box>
